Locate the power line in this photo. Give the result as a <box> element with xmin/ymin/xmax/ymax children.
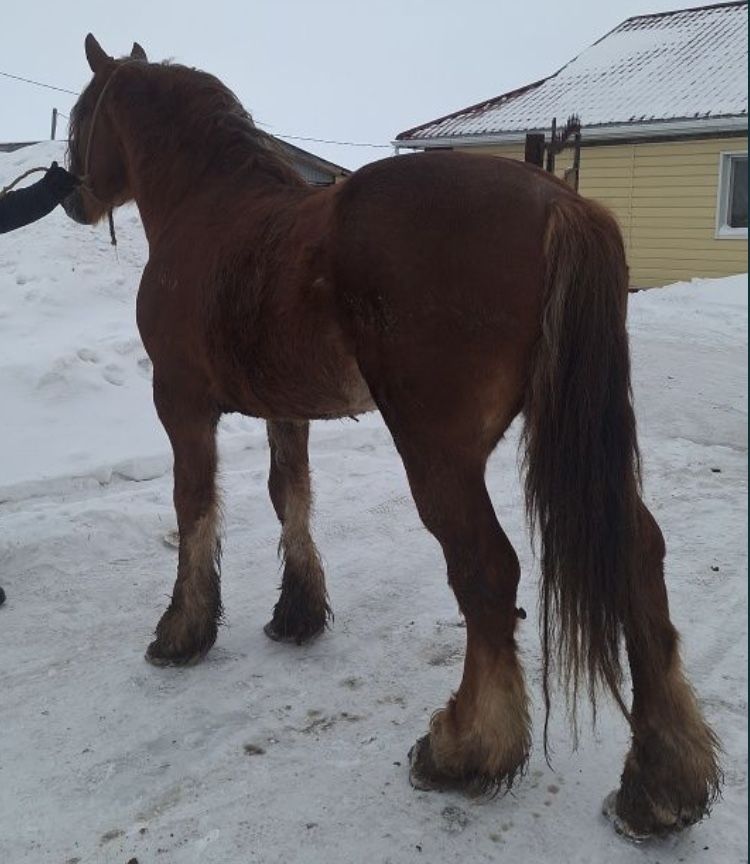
<box><xmin>274</xmin><ymin>132</ymin><xmax>391</xmax><ymax>149</ymax></box>
<box><xmin>0</xmin><ymin>69</ymin><xmax>77</xmax><ymax>96</ymax></box>
<box><xmin>253</xmin><ymin>119</ymin><xmax>391</xmax><ymax>149</ymax></box>
<box><xmin>1</xmin><ymin>68</ymin><xmax>393</xmax><ymax>149</ymax></box>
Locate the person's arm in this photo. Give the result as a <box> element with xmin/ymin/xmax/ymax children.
<box><xmin>0</xmin><ymin>163</ymin><xmax>79</xmax><ymax>234</ymax></box>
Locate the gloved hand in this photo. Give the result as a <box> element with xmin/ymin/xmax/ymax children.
<box><xmin>43</xmin><ymin>162</ymin><xmax>80</xmax><ymax>200</ymax></box>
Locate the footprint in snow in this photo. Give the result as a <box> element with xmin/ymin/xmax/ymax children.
<box><xmin>77</xmin><ymin>348</ymin><xmax>100</xmax><ymax>363</ymax></box>
<box><xmin>103</xmin><ymin>364</ymin><xmax>126</xmax><ymax>386</ymax></box>
<box><xmin>137</xmin><ymin>356</ymin><xmax>153</xmax><ymax>379</ymax></box>
<box><xmin>441</xmin><ymin>806</ymin><xmax>469</xmax><ymax>833</ymax></box>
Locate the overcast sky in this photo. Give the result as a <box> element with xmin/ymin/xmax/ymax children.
<box><xmin>1</xmin><ymin>0</ymin><xmax>731</xmax><ymax>170</ymax></box>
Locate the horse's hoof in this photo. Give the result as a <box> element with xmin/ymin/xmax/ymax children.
<box><xmin>408</xmin><ymin>735</ymin><xmax>451</xmax><ymax>792</ymax></box>
<box><xmin>602</xmin><ymin>791</ymin><xmax>652</xmax><ymax>842</ymax></box>
<box><xmin>144</xmin><ymin>639</ymin><xmax>207</xmax><ymax>667</ymax></box>
<box><xmin>263</xmin><ymin>621</ymin><xmax>286</xmax><ymax>642</ymax></box>
<box><xmin>409</xmin><ymin>732</ymin><xmax>526</xmax><ymax>796</ymax></box>
<box><xmin>263</xmin><ymin>619</ymin><xmax>325</xmax><ymax>645</ymax></box>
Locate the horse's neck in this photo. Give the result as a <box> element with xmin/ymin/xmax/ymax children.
<box><xmin>115</xmin><ymin>81</ymin><xmax>297</xmax><ymax>241</ymax></box>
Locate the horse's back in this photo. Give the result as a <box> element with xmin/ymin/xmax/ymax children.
<box><xmin>329</xmin><ymin>151</ymin><xmax>568</xmax><ymax>334</ymax></box>
<box><xmin>334</xmin><ymin>149</ymin><xmax>566</xmax><ymax>239</ymax></box>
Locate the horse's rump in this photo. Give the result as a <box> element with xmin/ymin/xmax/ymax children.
<box><xmin>328</xmin><ymin>153</ymin><xmax>554</xmax><ymax>409</ymax></box>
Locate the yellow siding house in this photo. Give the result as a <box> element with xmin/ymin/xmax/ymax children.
<box><xmin>394</xmin><ymin>2</ymin><xmax>748</xmax><ymax>288</ymax></box>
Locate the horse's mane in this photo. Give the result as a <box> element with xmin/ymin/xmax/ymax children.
<box><xmin>68</xmin><ymin>59</ymin><xmax>305</xmax><ymax>190</ymax></box>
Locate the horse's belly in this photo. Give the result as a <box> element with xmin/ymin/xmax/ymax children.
<box><xmin>327</xmin><ymin>367</ymin><xmax>377</xmax><ymax>418</ymax></box>
<box><xmin>219</xmin><ymin>352</ymin><xmax>376</xmax><ymax>421</ymax></box>
<box><xmin>297</xmin><ymin>361</ymin><xmax>378</xmax><ymax>419</ymax></box>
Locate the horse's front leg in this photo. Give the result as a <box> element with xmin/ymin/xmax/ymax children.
<box><xmin>146</xmin><ymin>381</ymin><xmax>222</xmax><ymax>665</ymax></box>
<box><xmin>264</xmin><ymin>419</ymin><xmax>331</xmax><ymax>643</ymax></box>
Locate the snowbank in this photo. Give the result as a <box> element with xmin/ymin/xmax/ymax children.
<box><xmin>0</xmin><ymin>143</ymin><xmax>746</xmax><ymax>864</ymax></box>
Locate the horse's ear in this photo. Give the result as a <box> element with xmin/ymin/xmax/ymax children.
<box><xmin>131</xmin><ymin>42</ymin><xmax>148</xmax><ymax>62</ymax></box>
<box><xmin>85</xmin><ymin>33</ymin><xmax>112</xmax><ymax>74</ymax></box>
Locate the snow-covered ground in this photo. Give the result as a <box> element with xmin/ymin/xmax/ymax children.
<box><xmin>0</xmin><ymin>143</ymin><xmax>747</xmax><ymax>864</ymax></box>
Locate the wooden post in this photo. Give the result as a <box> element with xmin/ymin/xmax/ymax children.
<box><xmin>560</xmin><ymin>119</ymin><xmax>582</xmax><ymax>190</ymax></box>
<box><xmin>571</xmin><ymin>127</ymin><xmax>581</xmax><ymax>191</ymax></box>
<box><xmin>524</xmin><ymin>133</ymin><xmax>545</xmax><ymax>167</ymax></box>
<box><xmin>545</xmin><ymin>117</ymin><xmax>557</xmax><ymax>174</ymax></box>
<box><xmin>50</xmin><ymin>108</ymin><xmax>58</xmax><ymax>141</ymax></box>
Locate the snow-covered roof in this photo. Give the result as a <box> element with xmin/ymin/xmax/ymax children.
<box><xmin>396</xmin><ymin>2</ymin><xmax>748</xmax><ymax>144</ymax></box>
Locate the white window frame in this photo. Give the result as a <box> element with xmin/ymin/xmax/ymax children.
<box><xmin>715</xmin><ymin>150</ymin><xmax>748</xmax><ymax>239</ymax></box>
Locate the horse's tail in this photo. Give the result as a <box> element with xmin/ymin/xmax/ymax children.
<box><xmin>522</xmin><ymin>194</ymin><xmax>641</xmax><ymax>750</ymax></box>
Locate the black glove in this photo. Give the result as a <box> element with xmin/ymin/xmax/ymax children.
<box><xmin>43</xmin><ymin>162</ymin><xmax>80</xmax><ymax>200</ymax></box>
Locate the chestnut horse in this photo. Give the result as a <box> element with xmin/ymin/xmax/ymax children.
<box><xmin>63</xmin><ymin>34</ymin><xmax>720</xmax><ymax>837</ymax></box>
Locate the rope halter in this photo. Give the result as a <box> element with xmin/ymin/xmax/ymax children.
<box><xmin>77</xmin><ymin>59</ymin><xmax>140</xmax><ymax>246</ymax></box>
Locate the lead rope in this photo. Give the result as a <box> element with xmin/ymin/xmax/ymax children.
<box><xmin>108</xmin><ymin>210</ymin><xmax>117</xmax><ymax>250</ymax></box>
<box><xmin>0</xmin><ymin>166</ymin><xmax>48</xmax><ymax>198</ymax></box>
<box><xmin>0</xmin><ymin>164</ymin><xmax>118</xmax><ymax>245</ymax></box>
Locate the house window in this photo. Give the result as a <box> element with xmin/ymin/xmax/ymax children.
<box><xmin>716</xmin><ymin>152</ymin><xmax>748</xmax><ymax>238</ymax></box>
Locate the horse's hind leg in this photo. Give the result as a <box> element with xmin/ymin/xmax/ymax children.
<box><xmin>264</xmin><ymin>420</ymin><xmax>330</xmax><ymax>643</ymax></box>
<box><xmin>391</xmin><ymin>431</ymin><xmax>531</xmax><ymax>791</ymax></box>
<box><xmin>146</xmin><ymin>384</ymin><xmax>222</xmax><ymax>665</ymax></box>
<box><xmin>610</xmin><ymin>501</ymin><xmax>721</xmax><ymax>837</ymax></box>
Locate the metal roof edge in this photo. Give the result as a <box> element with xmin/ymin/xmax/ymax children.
<box><xmin>274</xmin><ymin>138</ymin><xmax>351</xmax><ymax>176</ymax></box>
<box><xmin>0</xmin><ymin>141</ymin><xmax>45</xmax><ymax>152</ymax></box>
<box><xmin>620</xmin><ymin>0</ymin><xmax>747</xmax><ymax>25</ymax></box>
<box><xmin>392</xmin><ymin>116</ymin><xmax>749</xmax><ymax>149</ymax></box>
<box><xmin>395</xmin><ymin>78</ymin><xmax>549</xmax><ymax>142</ymax></box>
